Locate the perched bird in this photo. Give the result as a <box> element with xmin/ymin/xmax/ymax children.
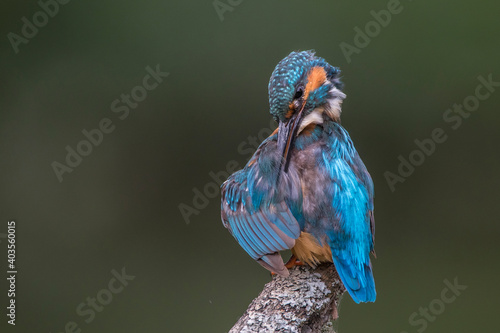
<box><xmin>220</xmin><ymin>50</ymin><xmax>376</xmax><ymax>303</ymax></box>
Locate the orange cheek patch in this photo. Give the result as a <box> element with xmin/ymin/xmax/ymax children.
<box><xmin>285</xmin><ymin>67</ymin><xmax>326</xmax><ymax>120</ymax></box>
<box><xmin>285</xmin><ymin>105</ymin><xmax>294</xmax><ymax>119</ymax></box>
<box><xmin>304</xmin><ymin>66</ymin><xmax>327</xmax><ymax>100</ymax></box>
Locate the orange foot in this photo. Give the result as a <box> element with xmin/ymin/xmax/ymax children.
<box><xmin>285</xmin><ymin>254</ymin><xmax>304</xmax><ymax>269</ymax></box>
<box><xmin>270</xmin><ymin>255</ymin><xmax>304</xmax><ymax>276</ymax></box>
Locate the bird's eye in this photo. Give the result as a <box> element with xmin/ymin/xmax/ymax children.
<box><xmin>294</xmin><ymin>87</ymin><xmax>304</xmax><ymax>99</ymax></box>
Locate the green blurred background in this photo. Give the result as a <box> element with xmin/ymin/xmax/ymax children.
<box><xmin>1</xmin><ymin>0</ymin><xmax>499</xmax><ymax>332</ymax></box>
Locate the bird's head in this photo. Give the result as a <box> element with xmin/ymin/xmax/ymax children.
<box><xmin>268</xmin><ymin>50</ymin><xmax>346</xmax><ymax>173</ymax></box>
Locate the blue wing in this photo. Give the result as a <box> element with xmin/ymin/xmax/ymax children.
<box><xmin>221</xmin><ymin>138</ymin><xmax>301</xmax><ymax>276</ymax></box>
<box><xmin>320</xmin><ymin>124</ymin><xmax>376</xmax><ymax>303</ymax></box>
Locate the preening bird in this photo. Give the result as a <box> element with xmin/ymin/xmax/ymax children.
<box><xmin>220</xmin><ymin>50</ymin><xmax>376</xmax><ymax>303</ymax></box>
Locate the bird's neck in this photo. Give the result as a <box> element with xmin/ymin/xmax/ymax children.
<box><xmin>298</xmin><ymin>107</ymin><xmax>340</xmax><ymax>135</ymax></box>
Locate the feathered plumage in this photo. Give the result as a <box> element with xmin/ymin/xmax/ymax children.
<box><xmin>221</xmin><ymin>50</ymin><xmax>376</xmax><ymax>303</ymax></box>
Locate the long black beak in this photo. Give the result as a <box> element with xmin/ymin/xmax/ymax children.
<box><xmin>277</xmin><ymin>105</ymin><xmax>306</xmax><ymax>176</ymax></box>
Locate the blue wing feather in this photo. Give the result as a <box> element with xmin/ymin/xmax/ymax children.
<box><xmin>320</xmin><ymin>123</ymin><xmax>376</xmax><ymax>303</ymax></box>
<box><xmin>221</xmin><ymin>137</ymin><xmax>301</xmax><ymax>275</ymax></box>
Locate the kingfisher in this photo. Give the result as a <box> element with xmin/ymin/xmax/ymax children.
<box><xmin>220</xmin><ymin>50</ymin><xmax>376</xmax><ymax>303</ymax></box>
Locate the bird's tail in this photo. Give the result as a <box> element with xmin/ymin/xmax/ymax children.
<box><xmin>331</xmin><ymin>254</ymin><xmax>376</xmax><ymax>303</ymax></box>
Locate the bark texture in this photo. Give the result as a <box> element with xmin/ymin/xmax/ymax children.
<box><xmin>229</xmin><ymin>263</ymin><xmax>346</xmax><ymax>333</ymax></box>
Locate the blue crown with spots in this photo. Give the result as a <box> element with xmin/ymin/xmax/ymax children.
<box><xmin>268</xmin><ymin>50</ymin><xmax>343</xmax><ymax>121</ymax></box>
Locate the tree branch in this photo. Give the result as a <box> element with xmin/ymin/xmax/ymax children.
<box><xmin>229</xmin><ymin>263</ymin><xmax>346</xmax><ymax>333</ymax></box>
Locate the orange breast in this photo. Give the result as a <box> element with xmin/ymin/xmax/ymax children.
<box><xmin>292</xmin><ymin>232</ymin><xmax>333</xmax><ymax>267</ymax></box>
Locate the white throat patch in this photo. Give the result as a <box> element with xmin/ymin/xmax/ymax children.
<box><xmin>325</xmin><ymin>85</ymin><xmax>346</xmax><ymax>121</ymax></box>
<box><xmin>299</xmin><ymin>109</ymin><xmax>324</xmax><ymax>133</ymax></box>
<box><xmin>298</xmin><ymin>84</ymin><xmax>346</xmax><ymax>133</ymax></box>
